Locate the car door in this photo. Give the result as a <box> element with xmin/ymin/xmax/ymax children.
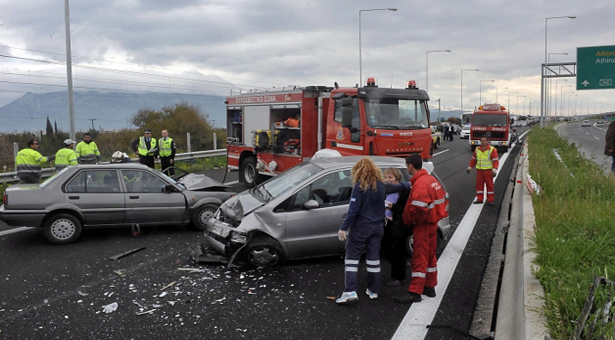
<box><xmin>283</xmin><ymin>169</ymin><xmax>353</xmax><ymax>258</ymax></box>
<box><xmin>64</xmin><ymin>169</ymin><xmax>125</xmax><ymax>225</ymax></box>
<box><xmin>121</xmin><ymin>170</ymin><xmax>187</xmax><ymax>224</ymax></box>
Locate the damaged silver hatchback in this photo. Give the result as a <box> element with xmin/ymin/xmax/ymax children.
<box><xmin>201</xmin><ymin>156</ymin><xmax>451</xmax><ymax>267</ymax></box>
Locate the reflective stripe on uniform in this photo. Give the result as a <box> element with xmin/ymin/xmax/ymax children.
<box><xmin>411</xmin><ymin>200</ymin><xmax>428</xmax><ymax>208</ymax></box>
<box><xmin>366</xmin><ymin>267</ymin><xmax>380</xmax><ymax>273</ymax></box>
<box><xmin>434</xmin><ymin>198</ymin><xmax>446</xmax><ymax>205</ymax></box>
<box><xmin>365</xmin><ymin>259</ymin><xmax>380</xmax><ymax>266</ymax></box>
<box><xmin>476</xmin><ymin>146</ymin><xmax>495</xmax><ymax>170</ymax></box>
<box><xmin>345</xmin><ymin>267</ymin><xmax>358</xmax><ymax>272</ymax></box>
<box><xmin>427</xmin><ymin>267</ymin><xmax>437</xmax><ymax>272</ymax></box>
<box><xmin>412</xmin><ymin>272</ymin><xmax>426</xmax><ymax>278</ymax></box>
<box><xmin>345</xmin><ymin>259</ymin><xmax>359</xmax><ymax>265</ymax></box>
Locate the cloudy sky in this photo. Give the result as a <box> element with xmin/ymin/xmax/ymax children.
<box><xmin>1</xmin><ymin>0</ymin><xmax>614</xmax><ymax>120</ymax></box>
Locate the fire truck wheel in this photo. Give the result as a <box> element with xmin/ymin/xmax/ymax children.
<box><xmin>240</xmin><ymin>156</ymin><xmax>257</xmax><ymax>188</ymax></box>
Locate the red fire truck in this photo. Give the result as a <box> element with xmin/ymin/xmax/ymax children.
<box><xmin>225</xmin><ymin>79</ymin><xmax>433</xmax><ymax>188</ymax></box>
<box><xmin>469</xmin><ymin>103</ymin><xmax>512</xmax><ymax>152</ymax></box>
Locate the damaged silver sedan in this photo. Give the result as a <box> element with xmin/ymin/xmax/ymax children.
<box><xmin>201</xmin><ymin>156</ymin><xmax>451</xmax><ymax>268</ymax></box>
<box><xmin>0</xmin><ymin>164</ymin><xmax>235</xmax><ymax>244</ymax></box>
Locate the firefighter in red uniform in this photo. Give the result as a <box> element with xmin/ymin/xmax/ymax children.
<box><xmin>467</xmin><ymin>136</ymin><xmax>500</xmax><ymax>205</ymax></box>
<box><xmin>394</xmin><ymin>154</ymin><xmax>447</xmax><ymax>303</ymax></box>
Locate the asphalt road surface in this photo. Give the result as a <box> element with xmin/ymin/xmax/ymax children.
<box><xmin>557</xmin><ymin>120</ymin><xmax>612</xmax><ymax>174</ymax></box>
<box><xmin>0</xmin><ymin>131</ymin><xmax>528</xmax><ymax>340</ymax></box>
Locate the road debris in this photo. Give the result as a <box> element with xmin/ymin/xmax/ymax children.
<box><xmin>212</xmin><ymin>297</ymin><xmax>226</xmax><ymax>304</ymax></box>
<box><xmin>159</xmin><ymin>292</ymin><xmax>168</xmax><ymax>298</ymax></box>
<box><xmin>113</xmin><ymin>269</ymin><xmax>126</xmax><ymax>277</ymax></box>
<box><xmin>102</xmin><ymin>302</ymin><xmax>118</xmax><ymax>314</ymax></box>
<box><xmin>109</xmin><ymin>247</ymin><xmax>146</xmax><ymax>261</ymax></box>
<box><xmin>326</xmin><ymin>296</ymin><xmax>336</xmax><ymax>300</ymax></box>
<box><xmin>161</xmin><ymin>281</ymin><xmax>177</xmax><ymax>291</ymax></box>
<box><xmin>135</xmin><ymin>309</ymin><xmax>156</xmax><ymax>316</ymax></box>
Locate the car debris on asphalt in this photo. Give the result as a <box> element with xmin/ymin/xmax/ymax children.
<box><xmin>109</xmin><ymin>247</ymin><xmax>147</xmax><ymax>261</ymax></box>
<box><xmin>102</xmin><ymin>302</ymin><xmax>118</xmax><ymax>314</ymax></box>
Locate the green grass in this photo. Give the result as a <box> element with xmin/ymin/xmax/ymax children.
<box><xmin>161</xmin><ymin>156</ymin><xmax>227</xmax><ymax>174</ymax></box>
<box><xmin>528</xmin><ymin>126</ymin><xmax>615</xmax><ymax>339</ymax></box>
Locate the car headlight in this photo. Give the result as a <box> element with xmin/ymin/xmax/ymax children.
<box><xmin>230</xmin><ymin>231</ymin><xmax>247</xmax><ymax>243</ymax></box>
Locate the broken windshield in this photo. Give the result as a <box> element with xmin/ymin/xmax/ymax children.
<box><xmin>365</xmin><ymin>98</ymin><xmax>428</xmax><ymax>130</ymax></box>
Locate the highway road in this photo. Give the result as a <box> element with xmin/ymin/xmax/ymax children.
<box><xmin>0</xmin><ymin>131</ymin><xmax>528</xmax><ymax>340</ymax></box>
<box><xmin>557</xmin><ymin>120</ymin><xmax>612</xmax><ymax>174</ymax></box>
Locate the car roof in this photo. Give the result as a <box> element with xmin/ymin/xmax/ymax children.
<box><xmin>68</xmin><ymin>163</ymin><xmax>151</xmax><ymax>170</ymax></box>
<box><xmin>309</xmin><ymin>156</ymin><xmax>406</xmax><ymax>169</ymax></box>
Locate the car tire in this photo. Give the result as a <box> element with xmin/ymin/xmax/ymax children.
<box><xmin>240</xmin><ymin>156</ymin><xmax>257</xmax><ymax>189</ymax></box>
<box><xmin>244</xmin><ymin>236</ymin><xmax>284</xmax><ymax>268</ymax></box>
<box><xmin>191</xmin><ymin>203</ymin><xmax>219</xmax><ymax>231</ymax></box>
<box><xmin>405</xmin><ymin>232</ymin><xmax>442</xmax><ymax>259</ymax></box>
<box><xmin>44</xmin><ymin>213</ymin><xmax>82</xmax><ymax>245</ymax></box>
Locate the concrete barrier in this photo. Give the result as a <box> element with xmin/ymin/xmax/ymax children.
<box><xmin>494</xmin><ymin>143</ymin><xmax>549</xmax><ymax>339</ymax></box>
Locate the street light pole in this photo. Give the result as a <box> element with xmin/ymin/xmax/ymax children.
<box><xmin>425</xmin><ymin>49</ymin><xmax>451</xmax><ymax>93</ymax></box>
<box><xmin>554</xmin><ymin>79</ymin><xmax>568</xmax><ymax>117</ymax></box>
<box><xmin>64</xmin><ymin>0</ymin><xmax>75</xmax><ymax>141</ymax></box>
<box><xmin>460</xmin><ymin>69</ymin><xmax>479</xmax><ymax>113</ymax></box>
<box><xmin>508</xmin><ymin>91</ymin><xmax>518</xmax><ymax>115</ymax></box>
<box><xmin>517</xmin><ymin>95</ymin><xmax>526</xmax><ymax>117</ymax></box>
<box><xmin>479</xmin><ymin>79</ymin><xmax>495</xmax><ymax>106</ymax></box>
<box><xmin>560</xmin><ymin>85</ymin><xmax>572</xmax><ymax>117</ymax></box>
<box><xmin>359</xmin><ymin>8</ymin><xmax>397</xmax><ymax>86</ymax></box>
<box><xmin>543</xmin><ymin>15</ymin><xmax>576</xmax><ymax>128</ymax></box>
<box><xmin>496</xmin><ymin>87</ymin><xmax>507</xmax><ymax>104</ymax></box>
<box><xmin>547</xmin><ymin>52</ymin><xmax>568</xmax><ymax>117</ymax></box>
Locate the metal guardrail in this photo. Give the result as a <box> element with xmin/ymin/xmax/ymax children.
<box><xmin>0</xmin><ymin>148</ymin><xmax>227</xmax><ymax>183</ymax></box>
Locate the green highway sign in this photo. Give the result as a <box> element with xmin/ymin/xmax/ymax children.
<box><xmin>577</xmin><ymin>45</ymin><xmax>615</xmax><ymax>90</ymax></box>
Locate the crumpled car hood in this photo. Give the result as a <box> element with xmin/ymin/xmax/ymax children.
<box><xmin>178</xmin><ymin>173</ymin><xmax>230</xmax><ymax>191</ymax></box>
<box><xmin>220</xmin><ymin>190</ymin><xmax>265</xmax><ymax>221</ymax></box>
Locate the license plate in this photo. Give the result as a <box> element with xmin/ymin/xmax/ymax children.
<box><xmin>212</xmin><ymin>226</ymin><xmax>223</xmax><ymax>236</ymax></box>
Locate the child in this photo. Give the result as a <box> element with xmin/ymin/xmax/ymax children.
<box><xmin>381</xmin><ymin>167</ymin><xmax>408</xmax><ymax>286</ymax></box>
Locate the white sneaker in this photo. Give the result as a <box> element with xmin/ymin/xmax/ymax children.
<box><xmin>336</xmin><ymin>291</ymin><xmax>358</xmax><ymax>304</ymax></box>
<box><xmin>366</xmin><ymin>289</ymin><xmax>378</xmax><ymax>300</ymax></box>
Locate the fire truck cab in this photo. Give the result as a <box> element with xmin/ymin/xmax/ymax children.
<box><xmin>469</xmin><ymin>103</ymin><xmax>512</xmax><ymax>153</ymax></box>
<box><xmin>225</xmin><ymin>80</ymin><xmax>433</xmax><ymax>188</ymax></box>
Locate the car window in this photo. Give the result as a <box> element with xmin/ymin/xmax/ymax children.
<box><xmin>122</xmin><ymin>170</ymin><xmax>167</xmax><ymax>193</ymax></box>
<box><xmin>289</xmin><ymin>169</ymin><xmax>353</xmax><ymax>211</ymax></box>
<box><xmin>66</xmin><ymin>170</ymin><xmax>120</xmax><ymax>193</ymax></box>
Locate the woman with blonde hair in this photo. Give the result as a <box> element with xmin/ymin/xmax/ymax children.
<box><xmin>336</xmin><ymin>157</ymin><xmax>386</xmax><ymax>304</ymax></box>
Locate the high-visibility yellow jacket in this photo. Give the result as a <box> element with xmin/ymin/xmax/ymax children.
<box><xmin>75</xmin><ymin>141</ymin><xmax>101</xmax><ymax>163</ymax></box>
<box><xmin>55</xmin><ymin>148</ymin><xmax>78</xmax><ymax>171</ymax></box>
<box><xmin>470</xmin><ymin>145</ymin><xmax>500</xmax><ymax>170</ymax></box>
<box><xmin>138</xmin><ymin>137</ymin><xmax>157</xmax><ymax>157</ymax></box>
<box><xmin>16</xmin><ymin>148</ymin><xmax>51</xmax><ymax>176</ymax></box>
<box><xmin>158</xmin><ymin>137</ymin><xmax>175</xmax><ymax>157</ymax></box>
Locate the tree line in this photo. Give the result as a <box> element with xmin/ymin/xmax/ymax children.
<box><xmin>0</xmin><ymin>103</ymin><xmax>226</xmax><ymax>171</ymax></box>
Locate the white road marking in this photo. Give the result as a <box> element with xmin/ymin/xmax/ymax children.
<box><xmin>586</xmin><ymin>133</ymin><xmax>590</xmax><ymax>135</ymax></box>
<box><xmin>432</xmin><ymin>149</ymin><xmax>450</xmax><ymax>157</ymax></box>
<box><xmin>595</xmin><ymin>136</ymin><xmax>601</xmax><ymax>140</ymax></box>
<box><xmin>392</xmin><ymin>130</ymin><xmax>530</xmax><ymax>340</ymax></box>
<box><xmin>0</xmin><ymin>226</ymin><xmax>34</xmax><ymax>237</ymax></box>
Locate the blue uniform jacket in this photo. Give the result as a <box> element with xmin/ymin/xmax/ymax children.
<box><xmin>340</xmin><ymin>181</ymin><xmax>386</xmax><ymax>231</ymax></box>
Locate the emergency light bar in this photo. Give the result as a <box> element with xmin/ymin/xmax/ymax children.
<box><xmin>406</xmin><ymin>80</ymin><xmax>417</xmax><ymax>89</ymax></box>
<box><xmin>480</xmin><ymin>103</ymin><xmax>504</xmax><ymax>111</ymax></box>
<box><xmin>366</xmin><ymin>77</ymin><xmax>377</xmax><ymax>87</ymax></box>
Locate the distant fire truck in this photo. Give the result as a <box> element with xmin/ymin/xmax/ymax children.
<box><xmin>225</xmin><ymin>78</ymin><xmax>433</xmax><ymax>188</ymax></box>
<box><xmin>469</xmin><ymin>103</ymin><xmax>512</xmax><ymax>152</ymax></box>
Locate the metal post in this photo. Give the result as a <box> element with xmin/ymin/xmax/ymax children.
<box><xmin>359</xmin><ymin>8</ymin><xmax>397</xmax><ymax>86</ymax></box>
<box><xmin>64</xmin><ymin>0</ymin><xmax>76</xmax><ymax>141</ymax></box>
<box><xmin>187</xmin><ymin>132</ymin><xmax>191</xmax><ymax>153</ymax></box>
<box><xmin>213</xmin><ymin>133</ymin><xmax>217</xmax><ymax>150</ymax></box>
<box><xmin>540</xmin><ymin>63</ymin><xmax>545</xmax><ymax>128</ymax></box>
<box><xmin>13</xmin><ymin>142</ymin><xmax>19</xmax><ymax>172</ymax></box>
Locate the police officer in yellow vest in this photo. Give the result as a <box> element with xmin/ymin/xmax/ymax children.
<box><xmin>55</xmin><ymin>139</ymin><xmax>78</xmax><ymax>171</ymax></box>
<box><xmin>131</xmin><ymin>129</ymin><xmax>158</xmax><ymax>168</ymax></box>
<box><xmin>159</xmin><ymin>129</ymin><xmax>177</xmax><ymax>176</ymax></box>
<box><xmin>75</xmin><ymin>132</ymin><xmax>101</xmax><ymax>164</ymax></box>
<box><xmin>15</xmin><ymin>139</ymin><xmax>56</xmax><ymax>184</ymax></box>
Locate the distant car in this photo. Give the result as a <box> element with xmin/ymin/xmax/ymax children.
<box><xmin>581</xmin><ymin>120</ymin><xmax>591</xmax><ymax>127</ymax></box>
<box><xmin>202</xmin><ymin>156</ymin><xmax>452</xmax><ymax>267</ymax></box>
<box><xmin>460</xmin><ymin>125</ymin><xmax>471</xmax><ymax>139</ymax></box>
<box><xmin>0</xmin><ymin>164</ymin><xmax>235</xmax><ymax>244</ymax></box>
<box><xmin>431</xmin><ymin>126</ymin><xmax>442</xmax><ymax>149</ymax></box>
<box><xmin>597</xmin><ymin>120</ymin><xmax>605</xmax><ymax>125</ymax></box>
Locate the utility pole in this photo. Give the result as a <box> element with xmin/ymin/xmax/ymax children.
<box><xmin>89</xmin><ymin>118</ymin><xmax>97</xmax><ymax>131</ymax></box>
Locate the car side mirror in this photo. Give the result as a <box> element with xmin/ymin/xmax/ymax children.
<box><xmin>303</xmin><ymin>199</ymin><xmax>319</xmax><ymax>210</ymax></box>
<box><xmin>165</xmin><ymin>184</ymin><xmax>178</xmax><ymax>192</ymax></box>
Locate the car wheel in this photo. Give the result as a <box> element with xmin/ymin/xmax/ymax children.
<box><xmin>191</xmin><ymin>203</ymin><xmax>219</xmax><ymax>231</ymax></box>
<box><xmin>44</xmin><ymin>213</ymin><xmax>82</xmax><ymax>245</ymax></box>
<box><xmin>244</xmin><ymin>236</ymin><xmax>284</xmax><ymax>268</ymax></box>
<box><xmin>405</xmin><ymin>234</ymin><xmax>414</xmax><ymax>258</ymax></box>
<box><xmin>240</xmin><ymin>156</ymin><xmax>257</xmax><ymax>189</ymax></box>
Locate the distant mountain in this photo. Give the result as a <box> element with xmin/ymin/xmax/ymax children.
<box><xmin>0</xmin><ymin>91</ymin><xmax>226</xmax><ymax>133</ymax></box>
